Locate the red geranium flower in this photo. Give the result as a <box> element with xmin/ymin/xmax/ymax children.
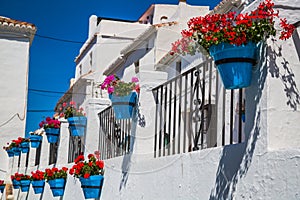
<box><xmin>69</xmin><ymin>153</ymin><xmax>104</xmax><ymax>179</ymax></box>
<box><xmin>171</xmin><ymin>0</ymin><xmax>295</xmax><ymax>54</ymax></box>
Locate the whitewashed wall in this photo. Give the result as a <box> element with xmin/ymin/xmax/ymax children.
<box><xmin>0</xmin><ymin>32</ymin><xmax>31</xmax><ymax>182</ymax></box>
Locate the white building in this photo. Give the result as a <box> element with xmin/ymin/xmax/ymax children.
<box><xmin>0</xmin><ymin>16</ymin><xmax>36</xmax><ymax>194</ymax></box>
<box><xmin>3</xmin><ymin>0</ymin><xmax>300</xmax><ymax>199</ymax></box>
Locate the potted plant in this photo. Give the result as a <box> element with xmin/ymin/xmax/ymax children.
<box><xmin>11</xmin><ymin>172</ymin><xmax>31</xmax><ymax>192</ymax></box>
<box><xmin>58</xmin><ymin>101</ymin><xmax>87</xmax><ymax>137</ymax></box>
<box><xmin>44</xmin><ymin>167</ymin><xmax>68</xmax><ymax>197</ymax></box>
<box><xmin>4</xmin><ymin>139</ymin><xmax>22</xmax><ymax>156</ymax></box>
<box><xmin>3</xmin><ymin>142</ymin><xmax>15</xmax><ymax>157</ymax></box>
<box><xmin>40</xmin><ymin>117</ymin><xmax>61</xmax><ymax>143</ymax></box>
<box><xmin>69</xmin><ymin>154</ymin><xmax>104</xmax><ymax>199</ymax></box>
<box><xmin>101</xmin><ymin>74</ymin><xmax>140</xmax><ymax>119</ymax></box>
<box><xmin>18</xmin><ymin>137</ymin><xmax>30</xmax><ymax>153</ymax></box>
<box><xmin>29</xmin><ymin>129</ymin><xmax>43</xmax><ymax>148</ymax></box>
<box><xmin>0</xmin><ymin>180</ymin><xmax>5</xmax><ymax>193</ymax></box>
<box><xmin>11</xmin><ymin>173</ymin><xmax>20</xmax><ymax>189</ymax></box>
<box><xmin>31</xmin><ymin>170</ymin><xmax>46</xmax><ymax>194</ymax></box>
<box><xmin>171</xmin><ymin>0</ymin><xmax>295</xmax><ymax>89</ymax></box>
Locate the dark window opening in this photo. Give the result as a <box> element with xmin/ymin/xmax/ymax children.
<box><xmin>134</xmin><ymin>60</ymin><xmax>140</xmax><ymax>74</ymax></box>
<box><xmin>176</xmin><ymin>60</ymin><xmax>182</xmax><ymax>75</ymax></box>
<box><xmin>35</xmin><ymin>143</ymin><xmax>42</xmax><ymax>166</ymax></box>
<box><xmin>68</xmin><ymin>135</ymin><xmax>83</xmax><ymax>163</ymax></box>
<box><xmin>49</xmin><ymin>142</ymin><xmax>59</xmax><ymax>165</ymax></box>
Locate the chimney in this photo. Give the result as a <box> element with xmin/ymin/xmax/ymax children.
<box><xmin>88</xmin><ymin>15</ymin><xmax>97</xmax><ymax>38</ymax></box>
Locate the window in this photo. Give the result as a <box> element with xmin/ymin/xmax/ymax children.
<box><xmin>49</xmin><ymin>142</ymin><xmax>59</xmax><ymax>165</ymax></box>
<box><xmin>35</xmin><ymin>142</ymin><xmax>42</xmax><ymax>166</ymax></box>
<box><xmin>68</xmin><ymin>135</ymin><xmax>84</xmax><ymax>163</ymax></box>
<box><xmin>134</xmin><ymin>60</ymin><xmax>140</xmax><ymax>74</ymax></box>
<box><xmin>176</xmin><ymin>60</ymin><xmax>182</xmax><ymax>75</ymax></box>
<box><xmin>89</xmin><ymin>52</ymin><xmax>93</xmax><ymax>68</ymax></box>
<box><xmin>79</xmin><ymin>64</ymin><xmax>82</xmax><ymax>76</ymax></box>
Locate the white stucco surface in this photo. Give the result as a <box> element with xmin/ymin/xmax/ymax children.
<box><xmin>0</xmin><ymin>29</ymin><xmax>32</xmax><ymax>182</ymax></box>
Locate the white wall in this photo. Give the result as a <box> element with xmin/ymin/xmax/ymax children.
<box><xmin>0</xmin><ymin>34</ymin><xmax>30</xmax><ymax>181</ymax></box>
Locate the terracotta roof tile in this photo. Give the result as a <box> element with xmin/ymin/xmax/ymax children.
<box><xmin>0</xmin><ymin>16</ymin><xmax>36</xmax><ymax>30</ymax></box>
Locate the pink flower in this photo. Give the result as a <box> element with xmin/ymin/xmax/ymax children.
<box><xmin>106</xmin><ymin>75</ymin><xmax>115</xmax><ymax>82</ymax></box>
<box><xmin>107</xmin><ymin>86</ymin><xmax>114</xmax><ymax>94</ymax></box>
<box><xmin>100</xmin><ymin>83</ymin><xmax>106</xmax><ymax>89</ymax></box>
<box><xmin>70</xmin><ymin>101</ymin><xmax>76</xmax><ymax>106</ymax></box>
<box><xmin>131</xmin><ymin>77</ymin><xmax>139</xmax><ymax>83</ymax></box>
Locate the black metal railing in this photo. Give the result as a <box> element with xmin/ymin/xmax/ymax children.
<box><xmin>68</xmin><ymin>135</ymin><xmax>83</xmax><ymax>163</ymax></box>
<box><xmin>152</xmin><ymin>59</ymin><xmax>245</xmax><ymax>157</ymax></box>
<box><xmin>98</xmin><ymin>106</ymin><xmax>132</xmax><ymax>160</ymax></box>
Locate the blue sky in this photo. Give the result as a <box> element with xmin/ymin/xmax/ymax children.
<box><xmin>0</xmin><ymin>0</ymin><xmax>221</xmax><ymax>135</ymax></box>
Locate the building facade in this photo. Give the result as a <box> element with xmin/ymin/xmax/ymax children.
<box><xmin>0</xmin><ymin>17</ymin><xmax>36</xmax><ymax>197</ymax></box>
<box><xmin>2</xmin><ymin>0</ymin><xmax>300</xmax><ymax>199</ymax></box>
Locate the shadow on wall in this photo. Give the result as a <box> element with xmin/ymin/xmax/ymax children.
<box><xmin>209</xmin><ymin>41</ymin><xmax>269</xmax><ymax>200</ymax></box>
<box><xmin>268</xmin><ymin>39</ymin><xmax>300</xmax><ymax>111</ymax></box>
<box><xmin>119</xmin><ymin>108</ymin><xmax>138</xmax><ymax>192</ymax></box>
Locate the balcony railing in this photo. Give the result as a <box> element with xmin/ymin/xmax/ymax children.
<box><xmin>152</xmin><ymin>59</ymin><xmax>245</xmax><ymax>157</ymax></box>
<box><xmin>98</xmin><ymin>59</ymin><xmax>245</xmax><ymax>159</ymax></box>
<box><xmin>98</xmin><ymin>106</ymin><xmax>131</xmax><ymax>160</ymax></box>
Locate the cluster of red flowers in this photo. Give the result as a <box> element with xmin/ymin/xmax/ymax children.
<box><xmin>31</xmin><ymin>170</ymin><xmax>45</xmax><ymax>181</ymax></box>
<box><xmin>171</xmin><ymin>0</ymin><xmax>295</xmax><ymax>54</ymax></box>
<box><xmin>44</xmin><ymin>167</ymin><xmax>68</xmax><ymax>181</ymax></box>
<box><xmin>69</xmin><ymin>153</ymin><xmax>104</xmax><ymax>179</ymax></box>
<box><xmin>11</xmin><ymin>172</ymin><xmax>30</xmax><ymax>181</ymax></box>
<box><xmin>0</xmin><ymin>180</ymin><xmax>5</xmax><ymax>185</ymax></box>
<box><xmin>39</xmin><ymin>117</ymin><xmax>61</xmax><ymax>129</ymax></box>
<box><xmin>57</xmin><ymin>101</ymin><xmax>85</xmax><ymax>119</ymax></box>
<box><xmin>3</xmin><ymin>137</ymin><xmax>30</xmax><ymax>150</ymax></box>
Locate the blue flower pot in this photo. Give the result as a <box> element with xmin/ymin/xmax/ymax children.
<box><xmin>48</xmin><ymin>178</ymin><xmax>66</xmax><ymax>197</ymax></box>
<box><xmin>67</xmin><ymin>116</ymin><xmax>87</xmax><ymax>137</ymax></box>
<box><xmin>30</xmin><ymin>135</ymin><xmax>43</xmax><ymax>148</ymax></box>
<box><xmin>12</xmin><ymin>179</ymin><xmax>20</xmax><ymax>189</ymax></box>
<box><xmin>11</xmin><ymin>147</ymin><xmax>21</xmax><ymax>156</ymax></box>
<box><xmin>45</xmin><ymin>128</ymin><xmax>60</xmax><ymax>143</ymax></box>
<box><xmin>209</xmin><ymin>42</ymin><xmax>257</xmax><ymax>89</ymax></box>
<box><xmin>20</xmin><ymin>180</ymin><xmax>31</xmax><ymax>192</ymax></box>
<box><xmin>6</xmin><ymin>149</ymin><xmax>14</xmax><ymax>157</ymax></box>
<box><xmin>20</xmin><ymin>142</ymin><xmax>29</xmax><ymax>153</ymax></box>
<box><xmin>109</xmin><ymin>92</ymin><xmax>138</xmax><ymax>119</ymax></box>
<box><xmin>32</xmin><ymin>180</ymin><xmax>45</xmax><ymax>194</ymax></box>
<box><xmin>79</xmin><ymin>175</ymin><xmax>104</xmax><ymax>199</ymax></box>
<box><xmin>0</xmin><ymin>185</ymin><xmax>5</xmax><ymax>193</ymax></box>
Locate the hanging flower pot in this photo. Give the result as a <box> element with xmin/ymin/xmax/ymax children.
<box><xmin>67</xmin><ymin>116</ymin><xmax>87</xmax><ymax>137</ymax></box>
<box><xmin>48</xmin><ymin>178</ymin><xmax>66</xmax><ymax>197</ymax></box>
<box><xmin>109</xmin><ymin>92</ymin><xmax>138</xmax><ymax>119</ymax></box>
<box><xmin>0</xmin><ymin>180</ymin><xmax>5</xmax><ymax>193</ymax></box>
<box><xmin>12</xmin><ymin>179</ymin><xmax>20</xmax><ymax>189</ymax></box>
<box><xmin>11</xmin><ymin>147</ymin><xmax>21</xmax><ymax>156</ymax></box>
<box><xmin>39</xmin><ymin>117</ymin><xmax>61</xmax><ymax>143</ymax></box>
<box><xmin>20</xmin><ymin>179</ymin><xmax>31</xmax><ymax>192</ymax></box>
<box><xmin>209</xmin><ymin>42</ymin><xmax>257</xmax><ymax>89</ymax></box>
<box><xmin>29</xmin><ymin>135</ymin><xmax>43</xmax><ymax>148</ymax></box>
<box><xmin>45</xmin><ymin>128</ymin><xmax>60</xmax><ymax>143</ymax></box>
<box><xmin>6</xmin><ymin>149</ymin><xmax>14</xmax><ymax>157</ymax></box>
<box><xmin>79</xmin><ymin>175</ymin><xmax>104</xmax><ymax>199</ymax></box>
<box><xmin>20</xmin><ymin>142</ymin><xmax>30</xmax><ymax>153</ymax></box>
<box><xmin>171</xmin><ymin>0</ymin><xmax>295</xmax><ymax>89</ymax></box>
<box><xmin>32</xmin><ymin>180</ymin><xmax>45</xmax><ymax>194</ymax></box>
<box><xmin>0</xmin><ymin>185</ymin><xmax>5</xmax><ymax>193</ymax></box>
